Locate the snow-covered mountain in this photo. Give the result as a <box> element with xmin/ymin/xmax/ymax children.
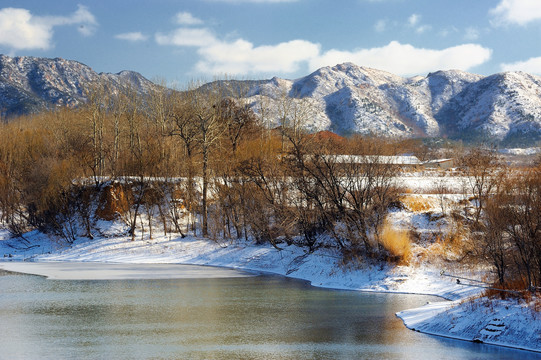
<box><xmin>435</xmin><ymin>71</ymin><xmax>541</xmax><ymax>144</ymax></box>
<box><xmin>243</xmin><ymin>63</ymin><xmax>541</xmax><ymax>145</ymax></box>
<box><xmin>2</xmin><ymin>55</ymin><xmax>541</xmax><ymax>145</ymax></box>
<box><xmin>0</xmin><ymin>54</ymin><xmax>157</xmax><ymax>118</ymax></box>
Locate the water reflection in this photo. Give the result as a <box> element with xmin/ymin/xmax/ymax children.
<box><xmin>0</xmin><ymin>267</ymin><xmax>538</xmax><ymax>359</ymax></box>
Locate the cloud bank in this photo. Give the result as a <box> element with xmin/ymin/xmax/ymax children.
<box><xmin>196</xmin><ymin>39</ymin><xmax>321</xmax><ymax>74</ymax></box>
<box><xmin>501</xmin><ymin>57</ymin><xmax>541</xmax><ymax>74</ymax></box>
<box><xmin>156</xmin><ymin>12</ymin><xmax>492</xmax><ymax>77</ymax></box>
<box><xmin>0</xmin><ymin>5</ymin><xmax>97</xmax><ymax>51</ymax></box>
<box><xmin>490</xmin><ymin>0</ymin><xmax>541</xmax><ymax>26</ymax></box>
<box><xmin>310</xmin><ymin>41</ymin><xmax>492</xmax><ymax>76</ymax></box>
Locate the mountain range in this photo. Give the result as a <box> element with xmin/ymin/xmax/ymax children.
<box><xmin>0</xmin><ymin>54</ymin><xmax>156</xmax><ymax>118</ymax></box>
<box><xmin>242</xmin><ymin>63</ymin><xmax>541</xmax><ymax>146</ymax></box>
<box><xmin>1</xmin><ymin>55</ymin><xmax>541</xmax><ymax>146</ymax></box>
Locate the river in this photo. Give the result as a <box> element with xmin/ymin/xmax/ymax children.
<box><xmin>0</xmin><ymin>263</ymin><xmax>537</xmax><ymax>359</ymax></box>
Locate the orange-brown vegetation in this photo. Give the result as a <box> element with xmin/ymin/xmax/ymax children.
<box><xmin>400</xmin><ymin>195</ymin><xmax>438</xmax><ymax>212</ymax></box>
<box><xmin>379</xmin><ymin>219</ymin><xmax>412</xmax><ymax>264</ymax></box>
<box><xmin>96</xmin><ymin>183</ymin><xmax>130</xmax><ymax>220</ymax></box>
<box><xmin>427</xmin><ymin>223</ymin><xmax>471</xmax><ymax>262</ymax></box>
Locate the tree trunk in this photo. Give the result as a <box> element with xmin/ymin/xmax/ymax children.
<box><xmin>202</xmin><ymin>149</ymin><xmax>209</xmax><ymax>236</ymax></box>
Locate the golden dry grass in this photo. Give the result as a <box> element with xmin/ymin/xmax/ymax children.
<box><xmin>400</xmin><ymin>195</ymin><xmax>438</xmax><ymax>212</ymax></box>
<box><xmin>423</xmin><ymin>222</ymin><xmax>473</xmax><ymax>262</ymax></box>
<box><xmin>379</xmin><ymin>220</ymin><xmax>412</xmax><ymax>264</ymax></box>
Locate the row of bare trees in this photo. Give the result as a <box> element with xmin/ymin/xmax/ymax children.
<box><xmin>457</xmin><ymin>148</ymin><xmax>541</xmax><ymax>291</ymax></box>
<box><xmin>479</xmin><ymin>166</ymin><xmax>541</xmax><ymax>291</ymax></box>
<box><xmin>1</xmin><ymin>78</ymin><xmax>539</xmax><ymax>286</ymax></box>
<box><xmin>0</xmin><ymin>80</ymin><xmax>415</xmax><ymax>262</ymax></box>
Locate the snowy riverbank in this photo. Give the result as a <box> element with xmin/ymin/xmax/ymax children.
<box><xmin>1</xmin><ymin>230</ymin><xmax>540</xmax><ymax>353</ymax></box>
<box><xmin>1</xmin><ymin>230</ymin><xmax>476</xmax><ymax>298</ymax></box>
<box><xmin>397</xmin><ymin>298</ymin><xmax>541</xmax><ymax>353</ymax></box>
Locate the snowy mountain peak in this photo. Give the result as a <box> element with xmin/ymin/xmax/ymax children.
<box><xmin>245</xmin><ymin>64</ymin><xmax>541</xmax><ymax>145</ymax></box>
<box><xmin>2</xmin><ymin>55</ymin><xmax>541</xmax><ymax>146</ymax></box>
<box><xmin>0</xmin><ymin>54</ymin><xmax>157</xmax><ymax>117</ymax></box>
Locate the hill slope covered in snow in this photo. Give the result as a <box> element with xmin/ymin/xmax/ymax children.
<box><xmin>0</xmin><ymin>54</ymin><xmax>157</xmax><ymax>118</ymax></box>
<box><xmin>243</xmin><ymin>63</ymin><xmax>541</xmax><ymax>145</ymax></box>
<box><xmin>2</xmin><ymin>55</ymin><xmax>541</xmax><ymax>145</ymax></box>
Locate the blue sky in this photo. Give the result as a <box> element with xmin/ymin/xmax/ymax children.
<box><xmin>1</xmin><ymin>0</ymin><xmax>541</xmax><ymax>84</ymax></box>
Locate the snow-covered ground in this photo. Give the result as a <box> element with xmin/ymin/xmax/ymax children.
<box><xmin>397</xmin><ymin>298</ymin><xmax>541</xmax><ymax>353</ymax></box>
<box><xmin>0</xmin><ymin>230</ymin><xmax>477</xmax><ymax>299</ymax></box>
<box><xmin>498</xmin><ymin>147</ymin><xmax>541</xmax><ymax>156</ymax></box>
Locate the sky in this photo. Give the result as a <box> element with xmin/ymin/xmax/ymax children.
<box><xmin>1</xmin><ymin>0</ymin><xmax>541</xmax><ymax>85</ymax></box>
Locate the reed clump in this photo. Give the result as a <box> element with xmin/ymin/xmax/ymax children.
<box><xmin>379</xmin><ymin>220</ymin><xmax>412</xmax><ymax>265</ymax></box>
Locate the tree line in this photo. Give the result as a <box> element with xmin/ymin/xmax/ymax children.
<box><xmin>0</xmin><ymin>79</ymin><xmax>539</xmax><ymax>291</ymax></box>
<box><xmin>454</xmin><ymin>148</ymin><xmax>541</xmax><ymax>292</ymax></box>
<box><xmin>0</xmin><ymin>81</ymin><xmax>416</xmax><ymax>255</ymax></box>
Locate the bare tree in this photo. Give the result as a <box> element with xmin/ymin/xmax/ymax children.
<box><xmin>504</xmin><ymin>169</ymin><xmax>541</xmax><ymax>290</ymax></box>
<box><xmin>460</xmin><ymin>147</ymin><xmax>503</xmax><ymax>226</ymax></box>
<box><xmin>481</xmin><ymin>166</ymin><xmax>541</xmax><ymax>290</ymax></box>
<box><xmin>167</xmin><ymin>90</ymin><xmax>199</xmax><ymax>233</ymax></box>
<box><xmin>482</xmin><ymin>185</ymin><xmax>511</xmax><ymax>286</ymax></box>
<box><xmin>83</xmin><ymin>80</ymin><xmax>110</xmax><ymax>186</ymax></box>
<box><xmin>189</xmin><ymin>83</ymin><xmax>228</xmax><ymax>236</ymax></box>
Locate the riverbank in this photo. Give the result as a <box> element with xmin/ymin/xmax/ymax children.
<box><xmin>0</xmin><ymin>229</ymin><xmax>477</xmax><ymax>298</ymax></box>
<box><xmin>1</xmin><ymin>229</ymin><xmax>539</xmax><ymax>353</ymax></box>
<box><xmin>397</xmin><ymin>297</ymin><xmax>541</xmax><ymax>353</ymax></box>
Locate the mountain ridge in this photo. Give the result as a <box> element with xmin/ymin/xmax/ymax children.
<box><xmin>242</xmin><ymin>62</ymin><xmax>541</xmax><ymax>145</ymax></box>
<box><xmin>1</xmin><ymin>55</ymin><xmax>541</xmax><ymax>146</ymax></box>
<box><xmin>0</xmin><ymin>54</ymin><xmax>157</xmax><ymax>118</ymax></box>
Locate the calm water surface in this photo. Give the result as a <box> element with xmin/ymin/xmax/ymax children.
<box><xmin>0</xmin><ymin>264</ymin><xmax>537</xmax><ymax>360</ymax></box>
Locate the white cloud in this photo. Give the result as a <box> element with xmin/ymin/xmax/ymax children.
<box><xmin>490</xmin><ymin>0</ymin><xmax>541</xmax><ymax>26</ymax></box>
<box><xmin>408</xmin><ymin>14</ymin><xmax>421</xmax><ymax>27</ymax></box>
<box><xmin>406</xmin><ymin>13</ymin><xmax>431</xmax><ymax>34</ymax></box>
<box><xmin>156</xmin><ymin>26</ymin><xmax>320</xmax><ymax>75</ymax></box>
<box><xmin>115</xmin><ymin>32</ymin><xmax>148</xmax><ymax>42</ymax></box>
<box><xmin>175</xmin><ymin>12</ymin><xmax>203</xmax><ymax>25</ymax></box>
<box><xmin>0</xmin><ymin>8</ymin><xmax>51</xmax><ymax>50</ymax></box>
<box><xmin>0</xmin><ymin>5</ymin><xmax>97</xmax><ymax>51</ymax></box>
<box><xmin>464</xmin><ymin>27</ymin><xmax>480</xmax><ymax>40</ymax></box>
<box><xmin>156</xmin><ymin>25</ymin><xmax>491</xmax><ymax>77</ymax></box>
<box><xmin>38</xmin><ymin>5</ymin><xmax>97</xmax><ymax>36</ymax></box>
<box><xmin>415</xmin><ymin>24</ymin><xmax>432</xmax><ymax>34</ymax></box>
<box><xmin>439</xmin><ymin>26</ymin><xmax>459</xmax><ymax>37</ymax></box>
<box><xmin>374</xmin><ymin>19</ymin><xmax>387</xmax><ymax>32</ymax></box>
<box><xmin>309</xmin><ymin>41</ymin><xmax>492</xmax><ymax>76</ymax></box>
<box><xmin>501</xmin><ymin>56</ymin><xmax>541</xmax><ymax>74</ymax></box>
<box><xmin>155</xmin><ymin>28</ymin><xmax>217</xmax><ymax>47</ymax></box>
<box><xmin>196</xmin><ymin>39</ymin><xmax>320</xmax><ymax>74</ymax></box>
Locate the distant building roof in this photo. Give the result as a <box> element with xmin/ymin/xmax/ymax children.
<box><xmin>422</xmin><ymin>158</ymin><xmax>453</xmax><ymax>164</ymax></box>
<box><xmin>319</xmin><ymin>155</ymin><xmax>421</xmax><ymax>165</ymax></box>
